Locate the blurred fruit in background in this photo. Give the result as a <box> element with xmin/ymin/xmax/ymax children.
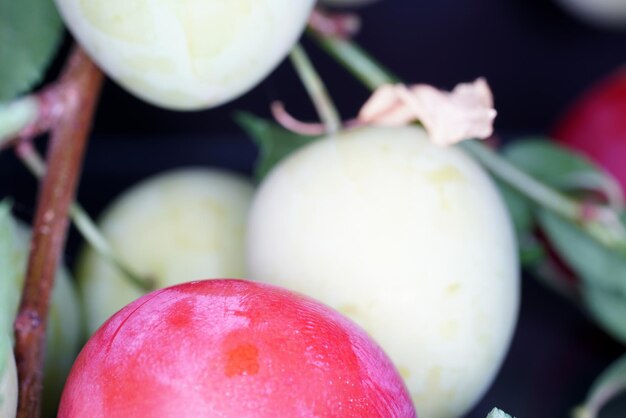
<box><xmin>555</xmin><ymin>0</ymin><xmax>626</xmax><ymax>30</ymax></box>
<box><xmin>553</xmin><ymin>68</ymin><xmax>626</xmax><ymax>191</ymax></box>
<box><xmin>76</xmin><ymin>168</ymin><xmax>254</xmax><ymax>335</ymax></box>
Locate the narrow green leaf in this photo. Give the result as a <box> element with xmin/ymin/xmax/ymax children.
<box><xmin>234</xmin><ymin>112</ymin><xmax>319</xmax><ymax>181</ymax></box>
<box><xmin>487</xmin><ymin>408</ymin><xmax>514</xmax><ymax>418</ymax></box>
<box><xmin>503</xmin><ymin>138</ymin><xmax>600</xmax><ymax>190</ymax></box>
<box><xmin>583</xmin><ymin>285</ymin><xmax>626</xmax><ymax>344</ymax></box>
<box><xmin>538</xmin><ymin>209</ymin><xmax>626</xmax><ymax>342</ymax></box>
<box><xmin>575</xmin><ymin>353</ymin><xmax>626</xmax><ymax>418</ymax></box>
<box><xmin>0</xmin><ymin>0</ymin><xmax>64</xmax><ymax>101</ymax></box>
<box><xmin>496</xmin><ymin>179</ymin><xmax>534</xmax><ymax>236</ymax></box>
<box><xmin>494</xmin><ymin>177</ymin><xmax>546</xmax><ymax>268</ymax></box>
<box><xmin>496</xmin><ymin>137</ymin><xmax>604</xmax><ymax>259</ymax></box>
<box><xmin>537</xmin><ymin>209</ymin><xmax>626</xmax><ymax>295</ymax></box>
<box><xmin>518</xmin><ymin>234</ymin><xmax>547</xmax><ymax>267</ymax></box>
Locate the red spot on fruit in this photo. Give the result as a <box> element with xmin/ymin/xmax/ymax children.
<box><xmin>225</xmin><ymin>343</ymin><xmax>259</xmax><ymax>377</ymax></box>
<box><xmin>165</xmin><ymin>299</ymin><xmax>193</xmax><ymax>329</ymax></box>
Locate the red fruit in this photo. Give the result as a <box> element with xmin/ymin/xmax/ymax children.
<box><xmin>553</xmin><ymin>68</ymin><xmax>626</xmax><ymax>191</ymax></box>
<box><xmin>58</xmin><ymin>279</ymin><xmax>416</xmax><ymax>418</ymax></box>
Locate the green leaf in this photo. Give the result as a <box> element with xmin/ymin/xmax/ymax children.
<box><xmin>583</xmin><ymin>285</ymin><xmax>626</xmax><ymax>344</ymax></box>
<box><xmin>496</xmin><ymin>179</ymin><xmax>534</xmax><ymax>236</ymax></box>
<box><xmin>575</xmin><ymin>353</ymin><xmax>626</xmax><ymax>418</ymax></box>
<box><xmin>537</xmin><ymin>209</ymin><xmax>626</xmax><ymax>295</ymax></box>
<box><xmin>487</xmin><ymin>408</ymin><xmax>514</xmax><ymax>418</ymax></box>
<box><xmin>496</xmin><ymin>137</ymin><xmax>603</xmax><ymax>259</ymax></box>
<box><xmin>234</xmin><ymin>112</ymin><xmax>319</xmax><ymax>181</ymax></box>
<box><xmin>494</xmin><ymin>178</ymin><xmax>546</xmax><ymax>267</ymax></box>
<box><xmin>503</xmin><ymin>138</ymin><xmax>600</xmax><ymax>190</ymax></box>
<box><xmin>537</xmin><ymin>209</ymin><xmax>626</xmax><ymax>342</ymax></box>
<box><xmin>0</xmin><ymin>0</ymin><xmax>64</xmax><ymax>101</ymax></box>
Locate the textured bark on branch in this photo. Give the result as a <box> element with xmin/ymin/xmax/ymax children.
<box><xmin>13</xmin><ymin>46</ymin><xmax>103</xmax><ymax>418</ymax></box>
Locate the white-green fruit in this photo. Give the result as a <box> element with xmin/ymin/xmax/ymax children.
<box><xmin>77</xmin><ymin>168</ymin><xmax>254</xmax><ymax>335</ymax></box>
<box><xmin>0</xmin><ymin>338</ymin><xmax>17</xmax><ymax>418</ymax></box>
<box><xmin>246</xmin><ymin>126</ymin><xmax>520</xmax><ymax>418</ymax></box>
<box><xmin>53</xmin><ymin>0</ymin><xmax>315</xmax><ymax>110</ymax></box>
<box><xmin>555</xmin><ymin>0</ymin><xmax>626</xmax><ymax>28</ymax></box>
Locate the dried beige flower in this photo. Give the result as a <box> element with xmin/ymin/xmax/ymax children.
<box><xmin>358</xmin><ymin>78</ymin><xmax>497</xmax><ymax>146</ymax></box>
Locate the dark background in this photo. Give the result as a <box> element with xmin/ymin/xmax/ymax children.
<box><xmin>2</xmin><ymin>0</ymin><xmax>626</xmax><ymax>417</ymax></box>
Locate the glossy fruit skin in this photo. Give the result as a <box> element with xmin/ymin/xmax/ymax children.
<box><xmin>553</xmin><ymin>68</ymin><xmax>626</xmax><ymax>191</ymax></box>
<box><xmin>77</xmin><ymin>168</ymin><xmax>254</xmax><ymax>335</ymax></box>
<box><xmin>247</xmin><ymin>126</ymin><xmax>520</xmax><ymax>418</ymax></box>
<box><xmin>53</xmin><ymin>0</ymin><xmax>315</xmax><ymax>110</ymax></box>
<box><xmin>58</xmin><ymin>279</ymin><xmax>416</xmax><ymax>418</ymax></box>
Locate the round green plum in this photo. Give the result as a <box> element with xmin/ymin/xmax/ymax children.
<box><xmin>246</xmin><ymin>126</ymin><xmax>520</xmax><ymax>418</ymax></box>
<box><xmin>77</xmin><ymin>168</ymin><xmax>254</xmax><ymax>335</ymax></box>
<box><xmin>53</xmin><ymin>0</ymin><xmax>316</xmax><ymax>109</ymax></box>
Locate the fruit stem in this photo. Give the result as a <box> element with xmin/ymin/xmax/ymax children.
<box><xmin>310</xmin><ymin>30</ymin><xmax>626</xmax><ymax>253</ymax></box>
<box><xmin>13</xmin><ymin>46</ymin><xmax>103</xmax><ymax>418</ymax></box>
<box><xmin>289</xmin><ymin>44</ymin><xmax>342</xmax><ymax>134</ymax></box>
<box><xmin>14</xmin><ymin>141</ymin><xmax>155</xmax><ymax>292</ymax></box>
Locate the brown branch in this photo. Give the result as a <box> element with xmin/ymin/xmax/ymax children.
<box><xmin>13</xmin><ymin>46</ymin><xmax>103</xmax><ymax>418</ymax></box>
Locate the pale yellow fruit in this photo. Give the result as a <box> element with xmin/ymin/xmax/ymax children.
<box><xmin>246</xmin><ymin>126</ymin><xmax>519</xmax><ymax>418</ymax></box>
<box><xmin>77</xmin><ymin>168</ymin><xmax>254</xmax><ymax>335</ymax></box>
<box><xmin>54</xmin><ymin>0</ymin><xmax>315</xmax><ymax>109</ymax></box>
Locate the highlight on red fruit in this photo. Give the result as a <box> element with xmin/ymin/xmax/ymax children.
<box><xmin>553</xmin><ymin>68</ymin><xmax>626</xmax><ymax>191</ymax></box>
<box><xmin>58</xmin><ymin>279</ymin><xmax>416</xmax><ymax>418</ymax></box>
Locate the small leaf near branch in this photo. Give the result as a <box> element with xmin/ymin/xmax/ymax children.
<box><xmin>499</xmin><ymin>138</ymin><xmax>625</xmax><ymax>266</ymax></box>
<box><xmin>234</xmin><ymin>112</ymin><xmax>320</xmax><ymax>182</ymax></box>
<box><xmin>494</xmin><ymin>179</ymin><xmax>542</xmax><ymax>267</ymax></box>
<box><xmin>538</xmin><ymin>210</ymin><xmax>626</xmax><ymax>296</ymax></box>
<box><xmin>503</xmin><ymin>139</ymin><xmax>615</xmax><ymax>195</ymax></box>
<box><xmin>583</xmin><ymin>285</ymin><xmax>626</xmax><ymax>344</ymax></box>
<box><xmin>0</xmin><ymin>0</ymin><xmax>64</xmax><ymax>101</ymax></box>
<box><xmin>493</xmin><ymin>137</ymin><xmax>600</xmax><ymax>269</ymax></box>
<box><xmin>497</xmin><ymin>138</ymin><xmax>626</xmax><ymax>342</ymax></box>
<box><xmin>496</xmin><ymin>137</ymin><xmax>602</xmax><ymax>239</ymax></box>
<box><xmin>538</xmin><ymin>209</ymin><xmax>626</xmax><ymax>343</ymax></box>
<box><xmin>574</xmin><ymin>353</ymin><xmax>626</xmax><ymax>418</ymax></box>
